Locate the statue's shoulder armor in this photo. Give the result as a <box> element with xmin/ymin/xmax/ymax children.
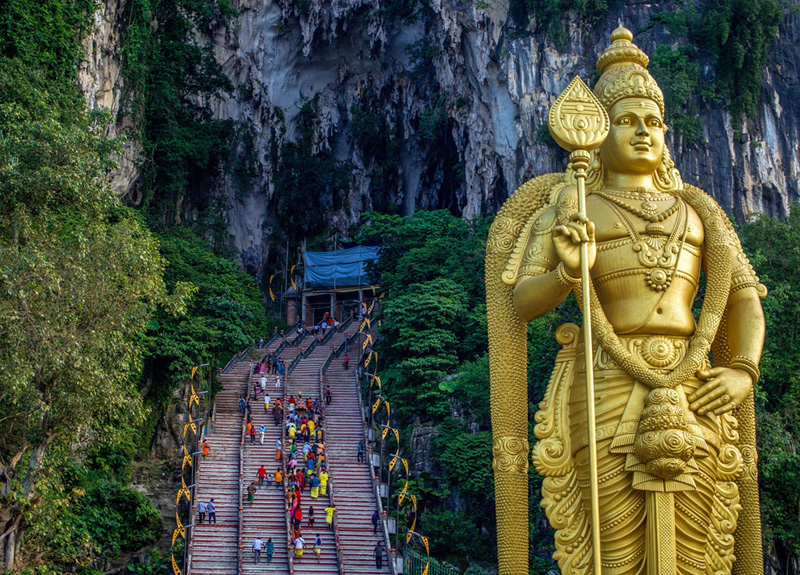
<box><xmin>486</xmin><ymin>173</ymin><xmax>571</xmax><ymax>286</ymax></box>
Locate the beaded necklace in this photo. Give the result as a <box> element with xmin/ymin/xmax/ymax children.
<box><xmin>594</xmin><ymin>190</ymin><xmax>680</xmax><ymax>222</ymax></box>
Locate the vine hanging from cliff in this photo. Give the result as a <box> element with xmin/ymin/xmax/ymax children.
<box><xmin>651</xmin><ymin>0</ymin><xmax>784</xmax><ymax>122</ymax></box>
<box><xmin>119</xmin><ymin>0</ymin><xmax>238</xmax><ymax>220</ymax></box>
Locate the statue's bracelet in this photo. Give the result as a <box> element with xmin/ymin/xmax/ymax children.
<box><xmin>729</xmin><ymin>356</ymin><xmax>761</xmax><ymax>384</ymax></box>
<box><xmin>555</xmin><ymin>262</ymin><xmax>581</xmax><ymax>286</ymax></box>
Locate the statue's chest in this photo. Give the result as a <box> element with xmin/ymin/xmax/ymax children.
<box><xmin>588</xmin><ymin>193</ymin><xmax>704</xmax><ymax>292</ymax></box>
<box><xmin>590</xmin><ymin>194</ymin><xmax>704</xmax><ymax>246</ymax></box>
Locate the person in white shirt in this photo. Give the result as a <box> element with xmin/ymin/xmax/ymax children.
<box><xmin>293</xmin><ymin>535</ymin><xmax>306</xmax><ymax>562</ymax></box>
<box><xmin>253</xmin><ymin>537</ymin><xmax>263</xmax><ymax>563</ymax></box>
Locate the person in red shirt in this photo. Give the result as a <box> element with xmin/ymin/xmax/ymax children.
<box><xmin>257</xmin><ymin>465</ymin><xmax>267</xmax><ymax>488</ymax></box>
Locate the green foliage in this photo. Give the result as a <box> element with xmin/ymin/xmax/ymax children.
<box><xmin>648</xmin><ymin>45</ymin><xmax>703</xmax><ymax>143</ymax></box>
<box><xmin>271</xmin><ymin>102</ymin><xmax>352</xmax><ymax>241</ymax></box>
<box><xmin>536</xmin><ymin>123</ymin><xmax>558</xmax><ymax>148</ymax></box>
<box><xmin>0</xmin><ymin>0</ymin><xmax>95</xmax><ymax>119</ymax></box>
<box><xmin>418</xmin><ymin>93</ymin><xmax>449</xmax><ymax>142</ymax></box>
<box><xmin>407</xmin><ymin>38</ymin><xmax>440</xmax><ymax>84</ymax></box>
<box><xmin>738</xmin><ymin>205</ymin><xmax>800</xmax><ymax>558</ymax></box>
<box><xmin>434</xmin><ymin>420</ymin><xmax>494</xmax><ymax>504</ymax></box>
<box><xmin>651</xmin><ymin>0</ymin><xmax>783</xmax><ymax>121</ymax></box>
<box><xmin>695</xmin><ymin>0</ymin><xmax>783</xmax><ymax>119</ymax></box>
<box><xmin>380</xmin><ymin>278</ymin><xmax>468</xmax><ymax>419</ymax></box>
<box><xmin>423</xmin><ymin>509</ymin><xmax>494</xmax><ymax>562</ymax></box>
<box><xmin>20</xmin><ymin>444</ymin><xmax>161</xmax><ymax>569</ymax></box>
<box><xmin>142</xmin><ymin>225</ymin><xmax>272</xmax><ymax>406</ymax></box>
<box><xmin>0</xmin><ymin>73</ymin><xmax>170</xmax><ymax>569</ymax></box>
<box><xmin>521</xmin><ymin>0</ymin><xmax>607</xmax><ymax>45</ymax></box>
<box><xmin>349</xmin><ymin>102</ymin><xmax>401</xmax><ymax>210</ymax></box>
<box><xmin>120</xmin><ymin>0</ymin><xmax>237</xmax><ymax>217</ymax></box>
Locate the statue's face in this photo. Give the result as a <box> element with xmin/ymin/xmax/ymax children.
<box><xmin>599</xmin><ymin>98</ymin><xmax>665</xmax><ymax>178</ymax></box>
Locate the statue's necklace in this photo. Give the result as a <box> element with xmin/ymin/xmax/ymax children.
<box><xmin>596</xmin><ymin>195</ymin><xmax>689</xmax><ymax>292</ymax></box>
<box><xmin>594</xmin><ymin>189</ymin><xmax>680</xmax><ymax>222</ymax></box>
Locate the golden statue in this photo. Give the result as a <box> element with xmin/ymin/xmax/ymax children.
<box><xmin>486</xmin><ymin>27</ymin><xmax>767</xmax><ymax>575</ymax></box>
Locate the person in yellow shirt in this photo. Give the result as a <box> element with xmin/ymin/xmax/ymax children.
<box><xmin>324</xmin><ymin>505</ymin><xmax>336</xmax><ymax>530</ymax></box>
<box><xmin>319</xmin><ymin>469</ymin><xmax>329</xmax><ymax>496</ymax></box>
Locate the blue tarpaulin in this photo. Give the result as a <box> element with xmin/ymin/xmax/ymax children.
<box><xmin>303</xmin><ymin>246</ymin><xmax>379</xmax><ymax>288</ymax></box>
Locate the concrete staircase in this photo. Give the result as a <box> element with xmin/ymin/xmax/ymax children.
<box><xmin>190</xmin><ymin>360</ymin><xmax>249</xmax><ymax>575</ymax></box>
<box><xmin>282</xmin><ymin>333</ymin><xmax>346</xmax><ymax>575</ymax></box>
<box><xmin>323</xmin><ymin>349</ymin><xmax>390</xmax><ymax>575</ymax></box>
<box><xmin>241</xmin><ymin>364</ymin><xmax>291</xmax><ymax>573</ymax></box>
<box><xmin>188</xmin><ymin>320</ymin><xmax>387</xmax><ymax>575</ymax></box>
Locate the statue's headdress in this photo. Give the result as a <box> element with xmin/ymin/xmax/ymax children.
<box><xmin>593</xmin><ymin>26</ymin><xmax>665</xmax><ymax>116</ymax></box>
<box><xmin>575</xmin><ymin>26</ymin><xmax>680</xmax><ymax>192</ymax></box>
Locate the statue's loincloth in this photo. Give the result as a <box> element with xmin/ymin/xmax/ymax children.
<box><xmin>558</xmin><ymin>336</ymin><xmax>741</xmax><ymax>575</ymax></box>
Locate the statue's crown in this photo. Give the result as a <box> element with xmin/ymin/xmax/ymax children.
<box><xmin>593</xmin><ymin>26</ymin><xmax>665</xmax><ymax>116</ymax></box>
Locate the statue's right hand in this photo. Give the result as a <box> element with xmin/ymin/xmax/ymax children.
<box><xmin>553</xmin><ymin>212</ymin><xmax>596</xmax><ymax>275</ymax></box>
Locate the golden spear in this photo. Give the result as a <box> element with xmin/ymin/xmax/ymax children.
<box><xmin>547</xmin><ymin>76</ymin><xmax>610</xmax><ymax>574</ymax></box>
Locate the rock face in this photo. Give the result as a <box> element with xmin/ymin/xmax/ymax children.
<box><xmin>77</xmin><ymin>0</ymin><xmax>141</xmax><ymax>198</ymax></box>
<box><xmin>80</xmin><ymin>0</ymin><xmax>800</xmax><ymax>255</ymax></box>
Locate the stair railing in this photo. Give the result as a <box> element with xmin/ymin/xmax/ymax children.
<box><xmin>222</xmin><ymin>346</ymin><xmax>251</xmax><ymax>374</ymax></box>
<box><xmin>237</xmin><ymin>362</ymin><xmax>253</xmax><ymax>575</ymax></box>
<box><xmin>283</xmin><ymin>372</ymin><xmax>294</xmax><ymax>575</ymax></box>
<box><xmin>327</xmin><ymin>481</ymin><xmax>345</xmax><ymax>575</ymax></box>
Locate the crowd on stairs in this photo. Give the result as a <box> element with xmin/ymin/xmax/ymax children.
<box><xmin>189</xmin><ymin>314</ymin><xmax>389</xmax><ymax>575</ymax></box>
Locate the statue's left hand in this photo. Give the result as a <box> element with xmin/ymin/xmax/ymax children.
<box><xmin>688</xmin><ymin>368</ymin><xmax>753</xmax><ymax>416</ymax></box>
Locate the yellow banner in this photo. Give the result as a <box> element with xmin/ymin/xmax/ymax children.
<box><xmin>372</xmin><ymin>398</ymin><xmax>380</xmax><ymax>414</ymax></box>
<box><xmin>370</xmin><ymin>374</ymin><xmax>381</xmax><ymax>389</ymax></box>
<box><xmin>362</xmin><ymin>334</ymin><xmax>372</xmax><ymax>350</ymax></box>
<box><xmin>368</xmin><ymin>300</ymin><xmax>375</xmax><ymax>314</ymax></box>
<box><xmin>176</xmin><ymin>477</ymin><xmax>191</xmax><ymax>504</ymax></box>
<box><xmin>181</xmin><ymin>445</ymin><xmax>192</xmax><ymax>470</ymax></box>
<box><xmin>290</xmin><ymin>264</ymin><xmax>297</xmax><ymax>291</ymax></box>
<box><xmin>364</xmin><ymin>351</ymin><xmax>372</xmax><ymax>367</ymax></box>
<box><xmin>398</xmin><ymin>480</ymin><xmax>408</xmax><ymax>505</ymax></box>
<box><xmin>172</xmin><ymin>553</ymin><xmax>182</xmax><ymax>575</ymax></box>
<box><xmin>421</xmin><ymin>535</ymin><xmax>429</xmax><ymax>555</ymax></box>
<box><xmin>172</xmin><ymin>512</ymin><xmax>186</xmax><ymax>546</ymax></box>
<box><xmin>189</xmin><ymin>384</ymin><xmax>199</xmax><ymax>408</ymax></box>
<box><xmin>183</xmin><ymin>421</ymin><xmax>197</xmax><ymax>438</ymax></box>
<box><xmin>381</xmin><ymin>426</ymin><xmax>389</xmax><ymax>440</ymax></box>
<box><xmin>422</xmin><ymin>562</ymin><xmax>429</xmax><ymax>575</ymax></box>
<box><xmin>269</xmin><ymin>274</ymin><xmax>275</xmax><ymax>301</ymax></box>
<box><xmin>191</xmin><ymin>366</ymin><xmax>198</xmax><ymax>380</ymax></box>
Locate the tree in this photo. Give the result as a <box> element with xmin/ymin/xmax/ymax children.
<box><xmin>0</xmin><ymin>94</ymin><xmax>176</xmax><ymax>568</ymax></box>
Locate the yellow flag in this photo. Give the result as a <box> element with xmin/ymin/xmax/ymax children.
<box><xmin>421</xmin><ymin>535</ymin><xmax>430</xmax><ymax>555</ymax></box>
<box><xmin>290</xmin><ymin>265</ymin><xmax>297</xmax><ymax>291</ymax></box>
<box><xmin>191</xmin><ymin>366</ymin><xmax>198</xmax><ymax>380</ymax></box>
<box><xmin>181</xmin><ymin>445</ymin><xmax>192</xmax><ymax>470</ymax></box>
<box><xmin>398</xmin><ymin>477</ymin><xmax>409</xmax><ymax>504</ymax></box>
<box><xmin>176</xmin><ymin>477</ymin><xmax>191</xmax><ymax>504</ymax></box>
<box><xmin>172</xmin><ymin>512</ymin><xmax>186</xmax><ymax>546</ymax></box>
<box><xmin>372</xmin><ymin>398</ymin><xmax>380</xmax><ymax>414</ymax></box>
<box><xmin>171</xmin><ymin>553</ymin><xmax>182</xmax><ymax>575</ymax></box>
<box><xmin>189</xmin><ymin>384</ymin><xmax>199</xmax><ymax>408</ymax></box>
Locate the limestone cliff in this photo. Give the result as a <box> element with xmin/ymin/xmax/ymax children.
<box><xmin>80</xmin><ymin>0</ymin><xmax>799</xmax><ymax>258</ymax></box>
